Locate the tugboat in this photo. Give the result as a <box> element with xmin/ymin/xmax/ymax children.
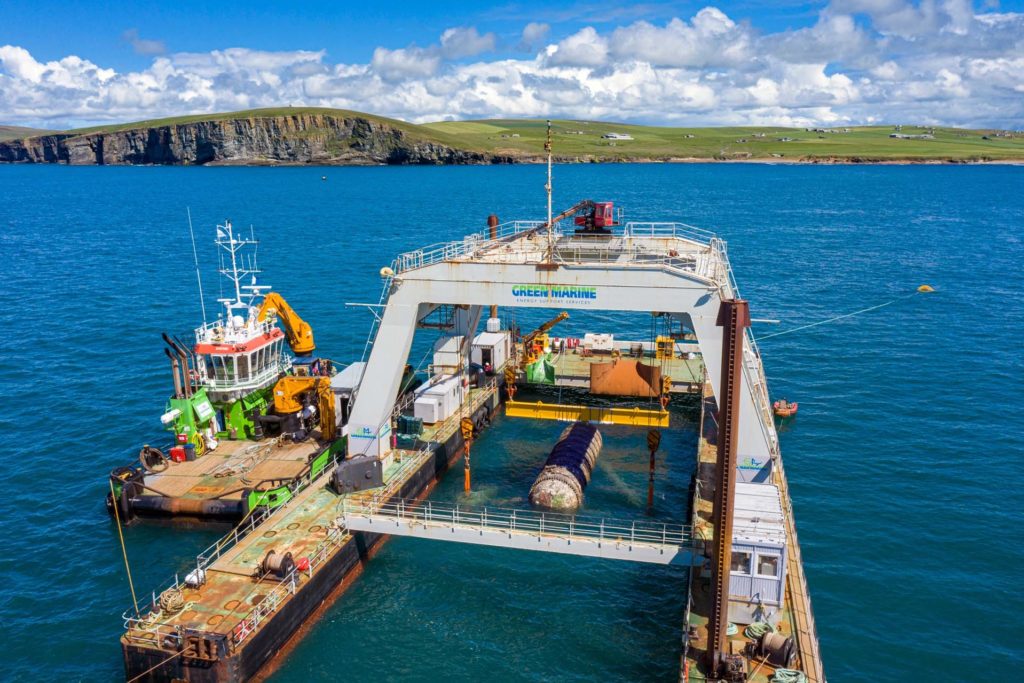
<box><xmin>106</xmin><ymin>221</ymin><xmax>352</xmax><ymax>524</ymax></box>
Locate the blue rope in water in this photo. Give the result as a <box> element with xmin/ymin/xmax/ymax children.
<box><xmin>758</xmin><ymin>291</ymin><xmax>922</xmax><ymax>341</ymax></box>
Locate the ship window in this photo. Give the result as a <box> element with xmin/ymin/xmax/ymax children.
<box><xmin>730</xmin><ymin>550</ymin><xmax>751</xmax><ymax>575</ymax></box>
<box><xmin>211</xmin><ymin>355</ymin><xmax>224</xmax><ymax>380</ymax></box>
<box><xmin>238</xmin><ymin>353</ymin><xmax>250</xmax><ymax>381</ymax></box>
<box><xmin>216</xmin><ymin>355</ymin><xmax>234</xmax><ymax>380</ymax></box>
<box><xmin>756</xmin><ymin>554</ymin><xmax>779</xmax><ymax>578</ymax></box>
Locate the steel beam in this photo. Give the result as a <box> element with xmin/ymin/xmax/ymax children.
<box><xmin>707</xmin><ymin>298</ymin><xmax>750</xmax><ymax>677</ymax></box>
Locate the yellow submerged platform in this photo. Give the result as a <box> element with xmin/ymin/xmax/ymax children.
<box><xmin>504</xmin><ymin>399</ymin><xmax>670</xmax><ymax>427</ymax></box>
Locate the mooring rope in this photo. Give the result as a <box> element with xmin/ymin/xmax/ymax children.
<box><xmin>110</xmin><ymin>478</ymin><xmax>141</xmax><ymax>617</ymax></box>
<box><xmin>758</xmin><ymin>287</ymin><xmax>932</xmax><ymax>341</ymax></box>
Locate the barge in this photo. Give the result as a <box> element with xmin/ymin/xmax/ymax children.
<box><xmin>107</xmin><ymin>221</ymin><xmax>361</xmax><ymax>525</ymax></box>
<box><xmin>116</xmin><ymin>190</ymin><xmax>825</xmax><ymax>680</ymax></box>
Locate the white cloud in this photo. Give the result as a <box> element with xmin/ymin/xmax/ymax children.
<box><xmin>440</xmin><ymin>27</ymin><xmax>496</xmax><ymax>59</ymax></box>
<box><xmin>609</xmin><ymin>9</ymin><xmax>754</xmax><ymax>68</ymax></box>
<box><xmin>371</xmin><ymin>46</ymin><xmax>440</xmax><ymax>81</ymax></box>
<box><xmin>1</xmin><ymin>3</ymin><xmax>1023</xmax><ymax>129</ymax></box>
<box><xmin>546</xmin><ymin>27</ymin><xmax>608</xmax><ymax>67</ymax></box>
<box><xmin>122</xmin><ymin>28</ymin><xmax>166</xmax><ymax>56</ymax></box>
<box><xmin>519</xmin><ymin>22</ymin><xmax>550</xmax><ymax>51</ymax></box>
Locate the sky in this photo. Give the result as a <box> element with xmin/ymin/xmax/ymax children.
<box><xmin>1</xmin><ymin>0</ymin><xmax>1022</xmax><ymax>129</ymax></box>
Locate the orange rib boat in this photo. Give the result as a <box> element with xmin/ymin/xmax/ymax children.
<box><xmin>773</xmin><ymin>399</ymin><xmax>799</xmax><ymax>418</ymax></box>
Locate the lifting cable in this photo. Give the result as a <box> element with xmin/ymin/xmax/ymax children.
<box><xmin>757</xmin><ymin>286</ymin><xmax>934</xmax><ymax>341</ymax></box>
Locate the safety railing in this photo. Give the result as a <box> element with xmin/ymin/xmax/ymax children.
<box><xmin>391</xmin><ymin>220</ymin><xmax>723</xmax><ymax>275</ymax></box>
<box><xmin>229</xmin><ymin>522</ymin><xmax>349</xmax><ymax>648</ymax></box>
<box><xmin>771</xmin><ymin>451</ymin><xmax>826</xmax><ymax>682</ymax></box>
<box><xmin>393</xmin><ymin>220</ymin><xmax>544</xmax><ymax>273</ymax></box>
<box><xmin>706</xmin><ymin>235</ymin><xmax>781</xmax><ymax>459</ymax></box>
<box><xmin>122</xmin><ymin>444</ymin><xmax>347</xmax><ymax>645</ymax></box>
<box><xmin>193</xmin><ymin>318</ymin><xmax>279</xmax><ymax>345</ymax></box>
<box><xmin>621</xmin><ymin>221</ymin><xmax>717</xmax><ymax>243</ymax></box>
<box><xmin>343</xmin><ymin>498</ymin><xmax>693</xmax><ymax>549</ymax></box>
<box><xmin>200</xmin><ymin>357</ymin><xmax>292</xmax><ymax>392</ymax></box>
<box><xmin>358</xmin><ymin>270</ymin><xmax>396</xmax><ymax>368</ymax></box>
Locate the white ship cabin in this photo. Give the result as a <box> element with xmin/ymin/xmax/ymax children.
<box><xmin>729</xmin><ymin>482</ymin><xmax>788</xmax><ymax>626</ymax></box>
<box><xmin>193</xmin><ymin>314</ymin><xmax>290</xmax><ymax>402</ymax></box>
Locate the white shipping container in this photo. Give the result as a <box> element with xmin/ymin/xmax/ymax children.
<box><xmin>471</xmin><ymin>331</ymin><xmax>510</xmax><ymax>370</ymax></box>
<box><xmin>583</xmin><ymin>333</ymin><xmax>615</xmax><ymax>351</ymax></box>
<box><xmin>432</xmin><ymin>335</ymin><xmax>466</xmax><ymax>373</ymax></box>
<box><xmin>413</xmin><ymin>396</ymin><xmax>443</xmax><ymax>424</ymax></box>
<box><xmin>413</xmin><ymin>375</ymin><xmax>464</xmax><ymax>423</ymax></box>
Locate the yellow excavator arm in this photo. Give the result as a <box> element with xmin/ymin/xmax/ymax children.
<box><xmin>272</xmin><ymin>376</ymin><xmax>336</xmax><ymax>441</ymax></box>
<box><xmin>522</xmin><ymin>311</ymin><xmax>569</xmax><ymax>346</ymax></box>
<box><xmin>520</xmin><ymin>311</ymin><xmax>569</xmax><ymax>367</ymax></box>
<box><xmin>257</xmin><ymin>292</ymin><xmax>316</xmax><ymax>355</ymax></box>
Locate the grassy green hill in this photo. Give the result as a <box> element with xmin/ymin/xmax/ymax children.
<box><xmin>423</xmin><ymin>118</ymin><xmax>1024</xmax><ymax>162</ymax></box>
<box><xmin>0</xmin><ymin>125</ymin><xmax>53</xmax><ymax>142</ymax></box>
<box><xmin>4</xmin><ymin>108</ymin><xmax>1023</xmax><ymax>162</ymax></box>
<box><xmin>55</xmin><ymin>107</ymin><xmax>474</xmax><ymax>149</ymax></box>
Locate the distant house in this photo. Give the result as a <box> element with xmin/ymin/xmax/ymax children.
<box><xmin>684</xmin><ymin>134</ymin><xmax>696</xmax><ymax>138</ymax></box>
<box><xmin>777</xmin><ymin>137</ymin><xmax>794</xmax><ymax>142</ymax></box>
<box><xmin>890</xmin><ymin>133</ymin><xmax>934</xmax><ymax>140</ymax></box>
<box><xmin>601</xmin><ymin>133</ymin><xmax>633</xmax><ymax>140</ymax></box>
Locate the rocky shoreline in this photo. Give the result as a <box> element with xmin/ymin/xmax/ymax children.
<box><xmin>0</xmin><ymin>113</ymin><xmax>516</xmax><ymax>166</ymax></box>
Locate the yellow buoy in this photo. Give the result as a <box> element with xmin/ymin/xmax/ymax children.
<box><xmin>917</xmin><ymin>284</ymin><xmax>935</xmax><ymax>293</ymax></box>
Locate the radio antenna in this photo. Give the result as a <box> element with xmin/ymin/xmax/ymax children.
<box><xmin>187</xmin><ymin>207</ymin><xmax>208</xmax><ymax>324</ymax></box>
<box><xmin>545</xmin><ymin>120</ymin><xmax>554</xmax><ymax>261</ymax></box>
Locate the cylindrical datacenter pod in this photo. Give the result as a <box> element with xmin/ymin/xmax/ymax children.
<box><xmin>529</xmin><ymin>422</ymin><xmax>603</xmax><ymax>510</ymax></box>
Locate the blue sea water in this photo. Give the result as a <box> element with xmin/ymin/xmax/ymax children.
<box><xmin>0</xmin><ymin>163</ymin><xmax>1021</xmax><ymax>682</ymax></box>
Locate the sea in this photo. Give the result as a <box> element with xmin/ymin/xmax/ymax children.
<box><xmin>0</xmin><ymin>162</ymin><xmax>1021</xmax><ymax>682</ymax></box>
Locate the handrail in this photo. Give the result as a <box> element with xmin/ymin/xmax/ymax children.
<box><xmin>193</xmin><ymin>318</ymin><xmax>278</xmax><ymax>343</ymax></box>
<box><xmin>391</xmin><ymin>220</ymin><xmax>721</xmax><ymax>275</ymax></box>
<box><xmin>343</xmin><ymin>498</ymin><xmax>693</xmax><ymax>548</ymax></box>
<box><xmin>200</xmin><ymin>357</ymin><xmax>291</xmax><ymax>391</ymax></box>
<box><xmin>122</xmin><ymin>445</ymin><xmax>348</xmax><ymax>644</ymax></box>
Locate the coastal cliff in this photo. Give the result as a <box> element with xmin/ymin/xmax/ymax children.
<box><xmin>1</xmin><ymin>108</ymin><xmax>1020</xmax><ymax>165</ymax></box>
<box><xmin>0</xmin><ymin>113</ymin><xmax>510</xmax><ymax>166</ymax></box>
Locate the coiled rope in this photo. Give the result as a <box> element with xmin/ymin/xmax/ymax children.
<box><xmin>772</xmin><ymin>669</ymin><xmax>808</xmax><ymax>683</ymax></box>
<box><xmin>158</xmin><ymin>587</ymin><xmax>185</xmax><ymax>614</ymax></box>
<box><xmin>744</xmin><ymin>621</ymin><xmax>774</xmax><ymax>639</ymax></box>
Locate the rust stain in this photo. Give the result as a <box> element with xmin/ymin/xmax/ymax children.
<box><xmin>250</xmin><ymin>442</ymin><xmax>469</xmax><ymax>683</ymax></box>
<box><xmin>188</xmin><ymin>485</ymin><xmax>225</xmax><ymax>495</ymax></box>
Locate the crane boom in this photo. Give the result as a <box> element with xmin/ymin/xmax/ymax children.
<box><xmin>272</xmin><ymin>376</ymin><xmax>337</xmax><ymax>441</ymax></box>
<box><xmin>257</xmin><ymin>292</ymin><xmax>315</xmax><ymax>355</ymax></box>
<box><xmin>522</xmin><ymin>311</ymin><xmax>569</xmax><ymax>345</ymax></box>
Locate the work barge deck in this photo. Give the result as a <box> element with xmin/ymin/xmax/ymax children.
<box><xmin>119</xmin><ymin>212</ymin><xmax>825</xmax><ymax>682</ymax></box>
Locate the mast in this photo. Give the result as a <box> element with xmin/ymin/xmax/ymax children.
<box><xmin>214</xmin><ymin>220</ymin><xmax>263</xmax><ymax>319</ymax></box>
<box><xmin>545</xmin><ymin>120</ymin><xmax>554</xmax><ymax>263</ymax></box>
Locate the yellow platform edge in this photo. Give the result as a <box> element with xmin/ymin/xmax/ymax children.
<box><xmin>504</xmin><ymin>400</ymin><xmax>670</xmax><ymax>427</ymax></box>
